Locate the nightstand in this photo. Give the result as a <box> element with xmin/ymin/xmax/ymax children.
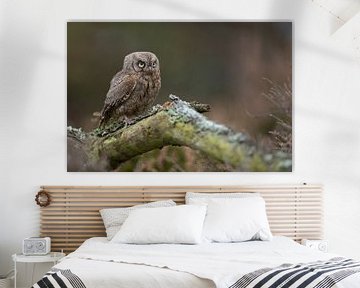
<box><xmin>301</xmin><ymin>239</ymin><xmax>328</xmax><ymax>252</ymax></box>
<box><xmin>12</xmin><ymin>252</ymin><xmax>65</xmax><ymax>288</ymax></box>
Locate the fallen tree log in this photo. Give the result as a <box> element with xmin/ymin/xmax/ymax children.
<box><xmin>67</xmin><ymin>95</ymin><xmax>291</xmax><ymax>172</ymax></box>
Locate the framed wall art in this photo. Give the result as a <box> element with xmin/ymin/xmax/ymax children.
<box><xmin>67</xmin><ymin>22</ymin><xmax>292</xmax><ymax>172</ymax></box>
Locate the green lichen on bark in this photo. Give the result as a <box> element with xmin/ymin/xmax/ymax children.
<box><xmin>67</xmin><ymin>95</ymin><xmax>292</xmax><ymax>172</ymax></box>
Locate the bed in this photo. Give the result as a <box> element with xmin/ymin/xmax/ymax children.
<box><xmin>33</xmin><ymin>185</ymin><xmax>360</xmax><ymax>287</ymax></box>
<box><xmin>33</xmin><ymin>236</ymin><xmax>360</xmax><ymax>288</ymax></box>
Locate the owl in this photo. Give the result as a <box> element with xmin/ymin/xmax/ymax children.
<box><xmin>99</xmin><ymin>52</ymin><xmax>161</xmax><ymax>128</ymax></box>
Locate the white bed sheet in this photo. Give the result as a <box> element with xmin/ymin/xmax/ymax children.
<box><xmin>55</xmin><ymin>258</ymin><xmax>214</xmax><ymax>288</ymax></box>
<box><xmin>54</xmin><ymin>236</ymin><xmax>360</xmax><ymax>288</ymax></box>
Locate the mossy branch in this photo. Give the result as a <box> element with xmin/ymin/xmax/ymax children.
<box><xmin>67</xmin><ymin>95</ymin><xmax>291</xmax><ymax>171</ymax></box>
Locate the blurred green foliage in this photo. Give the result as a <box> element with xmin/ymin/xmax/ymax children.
<box><xmin>68</xmin><ymin>22</ymin><xmax>291</xmax><ymax>132</ymax></box>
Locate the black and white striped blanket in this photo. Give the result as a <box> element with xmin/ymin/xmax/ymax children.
<box><xmin>229</xmin><ymin>257</ymin><xmax>360</xmax><ymax>288</ymax></box>
<box><xmin>32</xmin><ymin>268</ymin><xmax>86</xmax><ymax>288</ymax></box>
<box><xmin>32</xmin><ymin>258</ymin><xmax>360</xmax><ymax>288</ymax></box>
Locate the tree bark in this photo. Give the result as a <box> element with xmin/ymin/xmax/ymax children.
<box><xmin>67</xmin><ymin>95</ymin><xmax>291</xmax><ymax>172</ymax></box>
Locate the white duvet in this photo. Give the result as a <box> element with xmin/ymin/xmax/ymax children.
<box><xmin>53</xmin><ymin>237</ymin><xmax>360</xmax><ymax>288</ymax></box>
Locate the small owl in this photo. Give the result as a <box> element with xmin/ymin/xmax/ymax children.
<box><xmin>99</xmin><ymin>52</ymin><xmax>161</xmax><ymax>128</ymax></box>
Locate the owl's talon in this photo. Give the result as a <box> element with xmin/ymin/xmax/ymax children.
<box><xmin>122</xmin><ymin>117</ymin><xmax>134</xmax><ymax>128</ymax></box>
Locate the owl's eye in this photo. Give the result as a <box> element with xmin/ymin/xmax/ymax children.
<box><xmin>152</xmin><ymin>62</ymin><xmax>157</xmax><ymax>68</ymax></box>
<box><xmin>137</xmin><ymin>61</ymin><xmax>145</xmax><ymax>68</ymax></box>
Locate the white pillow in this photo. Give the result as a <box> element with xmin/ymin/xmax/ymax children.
<box><xmin>202</xmin><ymin>197</ymin><xmax>272</xmax><ymax>243</ymax></box>
<box><xmin>186</xmin><ymin>192</ymin><xmax>259</xmax><ymax>204</ymax></box>
<box><xmin>100</xmin><ymin>200</ymin><xmax>176</xmax><ymax>240</ymax></box>
<box><xmin>111</xmin><ymin>205</ymin><xmax>207</xmax><ymax>244</ymax></box>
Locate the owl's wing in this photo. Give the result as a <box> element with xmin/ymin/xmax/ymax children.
<box><xmin>99</xmin><ymin>74</ymin><xmax>137</xmax><ymax>127</ymax></box>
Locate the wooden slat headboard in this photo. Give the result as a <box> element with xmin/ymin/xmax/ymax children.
<box><xmin>39</xmin><ymin>184</ymin><xmax>323</xmax><ymax>253</ymax></box>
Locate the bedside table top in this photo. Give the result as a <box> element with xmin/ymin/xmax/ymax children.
<box><xmin>12</xmin><ymin>252</ymin><xmax>66</xmax><ymax>263</ymax></box>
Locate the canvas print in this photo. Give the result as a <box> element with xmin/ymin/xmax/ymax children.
<box><xmin>67</xmin><ymin>22</ymin><xmax>292</xmax><ymax>172</ymax></box>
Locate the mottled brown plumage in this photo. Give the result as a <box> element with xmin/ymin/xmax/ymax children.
<box><xmin>99</xmin><ymin>52</ymin><xmax>161</xmax><ymax>128</ymax></box>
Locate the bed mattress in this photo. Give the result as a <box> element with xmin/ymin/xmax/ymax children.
<box><xmin>33</xmin><ymin>236</ymin><xmax>360</xmax><ymax>288</ymax></box>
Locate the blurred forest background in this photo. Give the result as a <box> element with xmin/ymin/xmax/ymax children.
<box><xmin>67</xmin><ymin>22</ymin><xmax>292</xmax><ymax>172</ymax></box>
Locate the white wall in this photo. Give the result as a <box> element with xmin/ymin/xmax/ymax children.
<box><xmin>1</xmin><ymin>0</ymin><xmax>359</xmax><ymax>286</ymax></box>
